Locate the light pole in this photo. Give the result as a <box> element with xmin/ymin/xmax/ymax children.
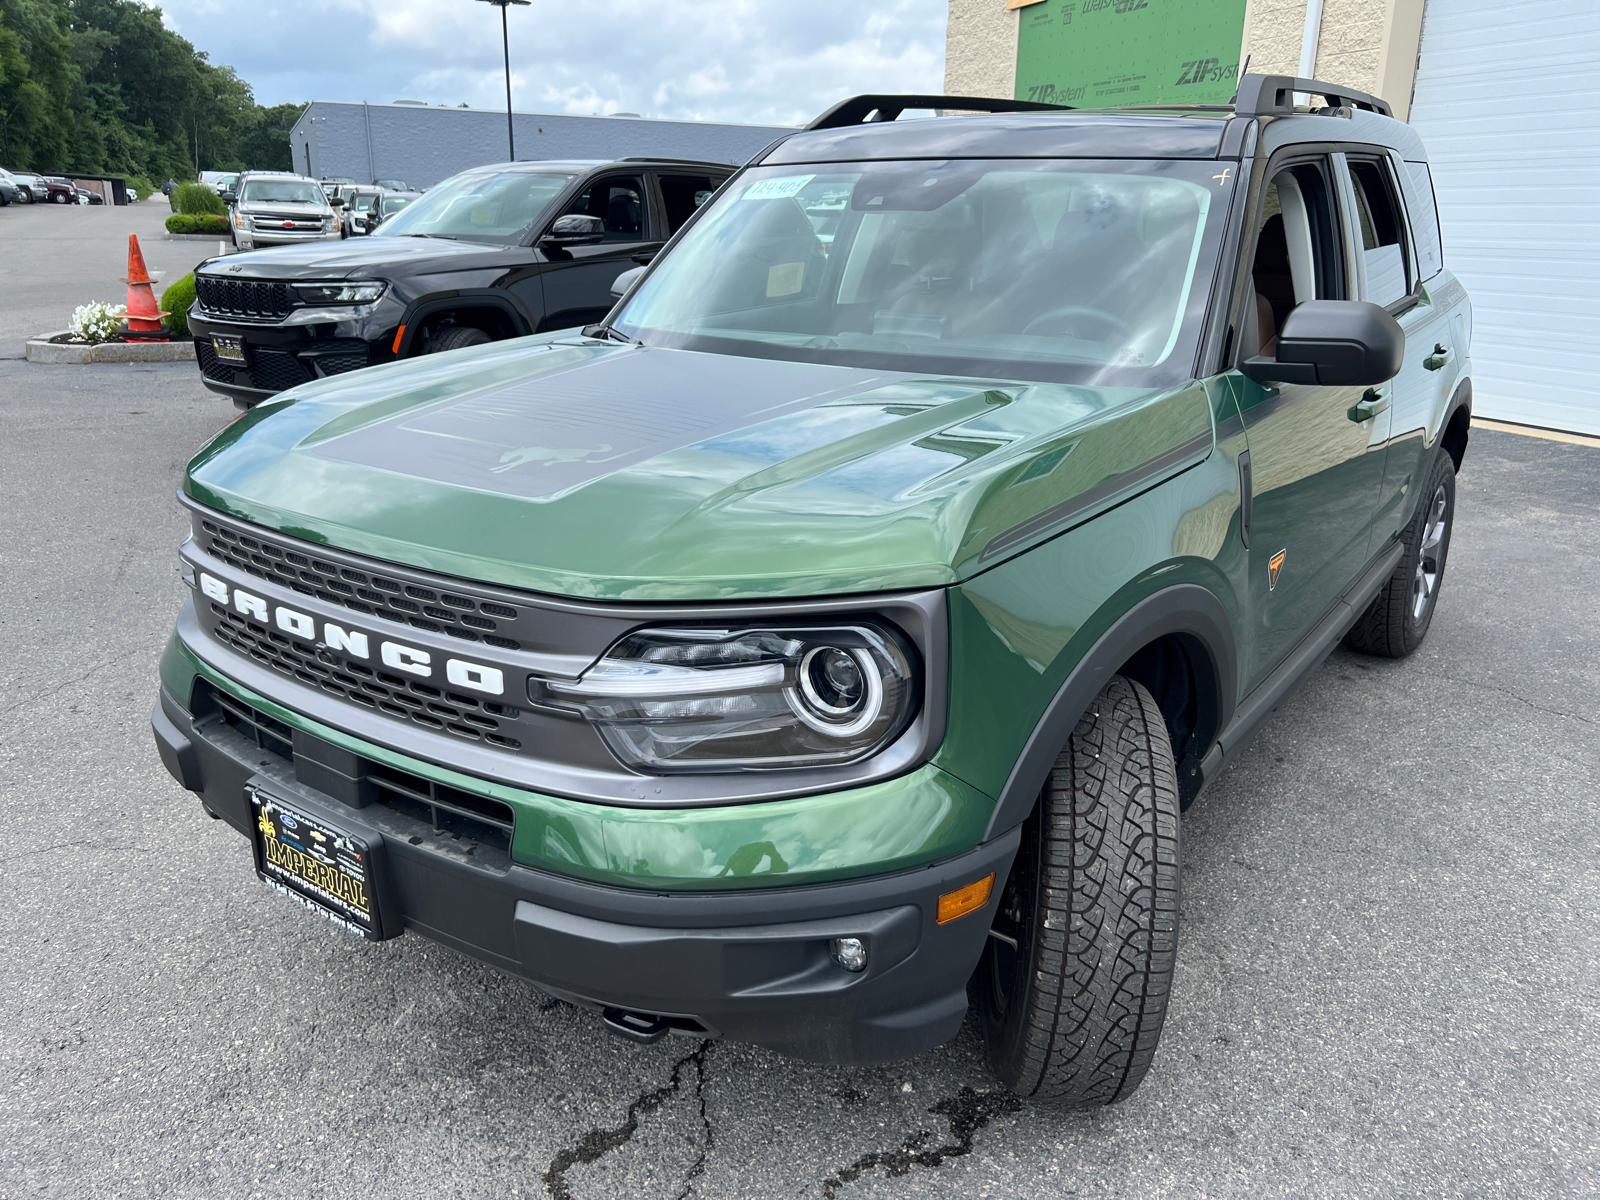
<box><xmin>477</xmin><ymin>0</ymin><xmax>530</xmax><ymax>162</ymax></box>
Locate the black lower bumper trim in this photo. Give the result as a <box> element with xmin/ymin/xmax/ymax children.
<box><xmin>152</xmin><ymin>683</ymin><xmax>1017</xmax><ymax>1064</ymax></box>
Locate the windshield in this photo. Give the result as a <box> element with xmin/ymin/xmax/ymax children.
<box><xmin>615</xmin><ymin>159</ymin><xmax>1234</xmax><ymax>385</ymax></box>
<box><xmin>241</xmin><ymin>180</ymin><xmax>325</xmax><ymax>205</ymax></box>
<box><xmin>381</xmin><ymin>194</ymin><xmax>415</xmax><ymax>215</ymax></box>
<box><xmin>374</xmin><ymin>171</ymin><xmax>575</xmax><ymax>245</ymax></box>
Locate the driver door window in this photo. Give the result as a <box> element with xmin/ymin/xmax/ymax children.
<box><xmin>561</xmin><ymin>176</ymin><xmax>649</xmax><ymax>242</ymax></box>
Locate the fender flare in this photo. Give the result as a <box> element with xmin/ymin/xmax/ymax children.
<box><xmin>981</xmin><ymin>583</ymin><xmax>1238</xmax><ymax>841</ymax></box>
<box><xmin>393</xmin><ymin>290</ymin><xmax>534</xmax><ymax>357</ymax></box>
<box><xmin>1436</xmin><ymin>376</ymin><xmax>1472</xmax><ymax>461</ymax></box>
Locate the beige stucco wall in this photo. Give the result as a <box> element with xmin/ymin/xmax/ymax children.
<box><xmin>1239</xmin><ymin>0</ymin><xmax>1426</xmax><ymax>118</ymax></box>
<box><xmin>946</xmin><ymin>0</ymin><xmax>1426</xmax><ymax>118</ymax></box>
<box><xmin>944</xmin><ymin>0</ymin><xmax>1019</xmax><ymax>98</ymax></box>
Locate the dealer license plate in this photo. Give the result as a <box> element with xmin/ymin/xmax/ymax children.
<box><xmin>249</xmin><ymin>788</ymin><xmax>377</xmax><ymax>939</ymax></box>
<box><xmin>212</xmin><ymin>334</ymin><xmax>246</xmax><ymax>363</ymax></box>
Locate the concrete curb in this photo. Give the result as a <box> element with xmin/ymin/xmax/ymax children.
<box><xmin>164</xmin><ymin>233</ymin><xmax>234</xmax><ymax>244</ymax></box>
<box><xmin>26</xmin><ymin>331</ymin><xmax>196</xmax><ymax>364</ymax></box>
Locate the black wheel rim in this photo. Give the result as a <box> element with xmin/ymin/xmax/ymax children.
<box><xmin>986</xmin><ymin>803</ymin><xmax>1040</xmax><ymax>1017</ymax></box>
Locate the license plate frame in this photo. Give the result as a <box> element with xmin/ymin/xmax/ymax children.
<box><xmin>248</xmin><ymin>787</ymin><xmax>380</xmax><ymax>939</ymax></box>
<box><xmin>212</xmin><ymin>334</ymin><xmax>246</xmax><ymax>363</ymax></box>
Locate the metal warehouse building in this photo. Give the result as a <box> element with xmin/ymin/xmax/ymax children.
<box><xmin>946</xmin><ymin>0</ymin><xmax>1600</xmax><ymax>436</ymax></box>
<box><xmin>289</xmin><ymin>102</ymin><xmax>792</xmax><ymax>193</ymax></box>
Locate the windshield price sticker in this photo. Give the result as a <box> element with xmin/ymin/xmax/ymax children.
<box><xmin>742</xmin><ymin>175</ymin><xmax>815</xmax><ymax>201</ymax></box>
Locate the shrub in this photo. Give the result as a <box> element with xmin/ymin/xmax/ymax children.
<box><xmin>128</xmin><ymin>176</ymin><xmax>155</xmax><ymax>202</ymax></box>
<box><xmin>165</xmin><ymin>213</ymin><xmax>198</xmax><ymax>234</ymax></box>
<box><xmin>70</xmin><ymin>302</ymin><xmax>127</xmax><ymax>342</ymax></box>
<box><xmin>173</xmin><ymin>181</ymin><xmax>224</xmax><ymax>216</ymax></box>
<box><xmin>196</xmin><ymin>214</ymin><xmax>229</xmax><ymax>234</ymax></box>
<box><xmin>161</xmin><ymin>273</ymin><xmax>196</xmax><ymax>338</ymax></box>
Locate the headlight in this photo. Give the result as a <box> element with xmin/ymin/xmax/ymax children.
<box><xmin>532</xmin><ymin>623</ymin><xmax>917</xmax><ymax>773</ymax></box>
<box><xmin>294</xmin><ymin>282</ymin><xmax>386</xmax><ymax>304</ymax></box>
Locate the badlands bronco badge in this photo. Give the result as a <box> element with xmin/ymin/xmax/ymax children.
<box><xmin>1269</xmin><ymin>549</ymin><xmax>1287</xmax><ymax>591</ymax></box>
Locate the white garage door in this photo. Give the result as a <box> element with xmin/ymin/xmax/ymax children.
<box><xmin>1407</xmin><ymin>0</ymin><xmax>1600</xmax><ymax>435</ymax></box>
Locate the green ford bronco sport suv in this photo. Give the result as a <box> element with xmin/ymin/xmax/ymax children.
<box><xmin>153</xmin><ymin>75</ymin><xmax>1473</xmax><ymax>1106</ymax></box>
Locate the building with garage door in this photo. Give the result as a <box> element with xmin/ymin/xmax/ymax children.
<box><xmin>945</xmin><ymin>0</ymin><xmax>1600</xmax><ymax>435</ymax></box>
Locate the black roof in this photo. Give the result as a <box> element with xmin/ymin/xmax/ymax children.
<box><xmin>764</xmin><ymin>112</ymin><xmax>1230</xmax><ymax>165</ymax></box>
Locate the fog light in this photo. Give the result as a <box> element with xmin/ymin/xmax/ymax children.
<box><xmin>830</xmin><ymin>936</ymin><xmax>868</xmax><ymax>973</ymax></box>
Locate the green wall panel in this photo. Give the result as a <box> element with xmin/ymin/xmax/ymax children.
<box><xmin>1015</xmin><ymin>0</ymin><xmax>1248</xmax><ymax>108</ymax></box>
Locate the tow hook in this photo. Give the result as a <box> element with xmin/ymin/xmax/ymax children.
<box><xmin>601</xmin><ymin>1007</ymin><xmax>671</xmax><ymax>1044</ymax></box>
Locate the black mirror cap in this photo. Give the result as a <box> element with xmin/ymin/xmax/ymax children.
<box><xmin>220</xmin><ymin>191</ymin><xmax>237</xmax><ymax>205</ymax></box>
<box><xmin>543</xmin><ymin>213</ymin><xmax>606</xmax><ymax>245</ymax></box>
<box><xmin>1243</xmin><ymin>300</ymin><xmax>1406</xmax><ymax>387</ymax></box>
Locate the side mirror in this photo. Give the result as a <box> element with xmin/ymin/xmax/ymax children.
<box><xmin>220</xmin><ymin>191</ymin><xmax>237</xmax><ymax>205</ymax></box>
<box><xmin>1243</xmin><ymin>300</ymin><xmax>1405</xmax><ymax>387</ymax></box>
<box><xmin>328</xmin><ymin>196</ymin><xmax>345</xmax><ymax>209</ymax></box>
<box><xmin>542</xmin><ymin>213</ymin><xmax>605</xmax><ymax>246</ymax></box>
<box><xmin>610</xmin><ymin>264</ymin><xmax>647</xmax><ymax>301</ymax></box>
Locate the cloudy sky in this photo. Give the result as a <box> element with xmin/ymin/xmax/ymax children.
<box><xmin>159</xmin><ymin>0</ymin><xmax>948</xmax><ymax>128</ymax></box>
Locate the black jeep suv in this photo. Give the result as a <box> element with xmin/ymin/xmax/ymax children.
<box><xmin>188</xmin><ymin>158</ymin><xmax>732</xmax><ymax>409</ymax></box>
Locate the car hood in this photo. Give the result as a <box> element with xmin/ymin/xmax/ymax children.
<box><xmin>204</xmin><ymin>235</ymin><xmax>510</xmax><ymax>278</ymax></box>
<box><xmin>185</xmin><ymin>336</ymin><xmax>1218</xmax><ymax>601</ymax></box>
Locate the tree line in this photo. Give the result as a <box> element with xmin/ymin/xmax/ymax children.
<box><xmin>0</xmin><ymin>0</ymin><xmax>299</xmax><ymax>195</ymax></box>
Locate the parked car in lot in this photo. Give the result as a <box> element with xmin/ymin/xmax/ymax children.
<box><xmin>156</xmin><ymin>77</ymin><xmax>1473</xmax><ymax>1101</ymax></box>
<box><xmin>371</xmin><ymin>190</ymin><xmax>423</xmax><ymax>228</ymax></box>
<box><xmin>221</xmin><ymin>172</ymin><xmax>342</xmax><ymax>253</ymax></box>
<box><xmin>373</xmin><ymin>178</ymin><xmax>409</xmax><ymax>192</ymax></box>
<box><xmin>6</xmin><ymin>171</ymin><xmax>47</xmax><ymax>202</ymax></box>
<box><xmin>338</xmin><ymin>187</ymin><xmax>385</xmax><ymax>237</ymax></box>
<box><xmin>0</xmin><ymin>170</ymin><xmax>20</xmax><ymax>205</ymax></box>
<box><xmin>188</xmin><ymin>157</ymin><xmax>730</xmax><ymax>407</ymax></box>
<box><xmin>40</xmin><ymin>176</ymin><xmax>79</xmax><ymax>204</ymax></box>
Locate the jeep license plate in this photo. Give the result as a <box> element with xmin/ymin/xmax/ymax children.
<box><xmin>212</xmin><ymin>334</ymin><xmax>246</xmax><ymax>363</ymax></box>
<box><xmin>248</xmin><ymin>788</ymin><xmax>378</xmax><ymax>939</ymax></box>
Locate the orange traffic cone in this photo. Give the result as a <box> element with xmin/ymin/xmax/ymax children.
<box><xmin>122</xmin><ymin>233</ymin><xmax>170</xmax><ymax>340</ymax></box>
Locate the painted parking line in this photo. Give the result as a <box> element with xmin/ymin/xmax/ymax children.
<box><xmin>1472</xmin><ymin>417</ymin><xmax>1600</xmax><ymax>449</ymax></box>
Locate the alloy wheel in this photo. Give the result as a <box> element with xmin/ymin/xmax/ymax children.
<box><xmin>1411</xmin><ymin>484</ymin><xmax>1450</xmax><ymax>620</ymax></box>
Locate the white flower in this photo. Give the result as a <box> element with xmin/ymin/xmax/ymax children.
<box><xmin>69</xmin><ymin>302</ymin><xmax>129</xmax><ymax>342</ymax></box>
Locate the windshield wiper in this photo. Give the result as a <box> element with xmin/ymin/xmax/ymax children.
<box><xmin>402</xmin><ymin>233</ymin><xmax>459</xmax><ymax>240</ymax></box>
<box><xmin>582</xmin><ymin>324</ymin><xmax>639</xmax><ymax>345</ymax></box>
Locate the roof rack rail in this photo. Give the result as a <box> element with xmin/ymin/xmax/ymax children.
<box><xmin>617</xmin><ymin>156</ymin><xmax>738</xmax><ymax>169</ymax></box>
<box><xmin>806</xmin><ymin>94</ymin><xmax>1073</xmax><ymax>131</ymax></box>
<box><xmin>1232</xmin><ymin>73</ymin><xmax>1393</xmax><ymax>118</ymax></box>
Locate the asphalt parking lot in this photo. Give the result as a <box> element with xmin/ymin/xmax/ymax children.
<box><xmin>2</xmin><ymin>343</ymin><xmax>1597</xmax><ymax>1191</ymax></box>
<box><xmin>0</xmin><ymin>200</ymin><xmax>225</xmax><ymax>352</ymax></box>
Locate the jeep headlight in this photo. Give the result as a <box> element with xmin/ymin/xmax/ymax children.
<box><xmin>532</xmin><ymin>624</ymin><xmax>917</xmax><ymax>772</ymax></box>
<box><xmin>295</xmin><ymin>282</ymin><xmax>386</xmax><ymax>304</ymax></box>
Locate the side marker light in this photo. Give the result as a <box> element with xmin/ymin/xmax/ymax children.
<box><xmin>392</xmin><ymin>324</ymin><xmax>406</xmax><ymax>355</ymax></box>
<box><xmin>936</xmin><ymin>873</ymin><xmax>995</xmax><ymax>925</ymax></box>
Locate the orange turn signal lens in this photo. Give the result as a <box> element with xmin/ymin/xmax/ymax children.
<box><xmin>936</xmin><ymin>873</ymin><xmax>994</xmax><ymax>925</ymax></box>
<box><xmin>392</xmin><ymin>324</ymin><xmax>406</xmax><ymax>354</ymax></box>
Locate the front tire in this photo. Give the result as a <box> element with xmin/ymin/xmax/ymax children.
<box><xmin>979</xmin><ymin>675</ymin><xmax>1181</xmax><ymax>1107</ymax></box>
<box><xmin>1344</xmin><ymin>447</ymin><xmax>1457</xmax><ymax>658</ymax></box>
<box><xmin>51</xmin><ymin>191</ymin><xmax>69</xmax><ymax>205</ymax></box>
<box><xmin>425</xmin><ymin>325</ymin><xmax>492</xmax><ymax>353</ymax></box>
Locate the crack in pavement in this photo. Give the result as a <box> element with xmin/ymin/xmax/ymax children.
<box><xmin>542</xmin><ymin>1039</ymin><xmax>713</xmax><ymax>1200</ymax></box>
<box><xmin>819</xmin><ymin>1086</ymin><xmax>1022</xmax><ymax>1197</ymax></box>
<box><xmin>1428</xmin><ymin>672</ymin><xmax>1595</xmax><ymax>725</ymax></box>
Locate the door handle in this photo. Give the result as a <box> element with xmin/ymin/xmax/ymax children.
<box><xmin>1347</xmin><ymin>389</ymin><xmax>1390</xmax><ymax>423</ymax></box>
<box><xmin>1423</xmin><ymin>343</ymin><xmax>1450</xmax><ymax>371</ymax></box>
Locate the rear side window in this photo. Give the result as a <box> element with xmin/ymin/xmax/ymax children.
<box><xmin>1400</xmin><ymin>160</ymin><xmax>1444</xmax><ymax>281</ymax></box>
<box><xmin>1346</xmin><ymin>158</ymin><xmax>1412</xmax><ymax>306</ymax></box>
<box><xmin>659</xmin><ymin>175</ymin><xmax>723</xmax><ymax>234</ymax></box>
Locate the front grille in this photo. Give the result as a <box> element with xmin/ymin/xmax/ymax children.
<box><xmin>248</xmin><ymin>347</ymin><xmax>310</xmax><ymax>391</ymax></box>
<box><xmin>312</xmin><ymin>350</ymin><xmax>368</xmax><ymax>377</ymax></box>
<box><xmin>204</xmin><ymin>599</ymin><xmax>523</xmax><ymax>750</ymax></box>
<box><xmin>195</xmin><ymin>338</ymin><xmax>232</xmax><ymax>381</ymax></box>
<box><xmin>195</xmin><ymin>275</ymin><xmax>294</xmax><ymax>322</ymax></box>
<box><xmin>193</xmin><ymin>679</ymin><xmax>514</xmax><ymax>864</ymax></box>
<box><xmin>195</xmin><ymin>514</ymin><xmax>523</xmax><ymax>651</ymax></box>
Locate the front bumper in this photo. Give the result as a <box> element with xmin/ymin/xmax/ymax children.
<box><xmin>152</xmin><ymin>670</ymin><xmax>1015</xmax><ymax>1065</ymax></box>
<box><xmin>190</xmin><ymin>306</ymin><xmax>394</xmax><ymax>405</ymax></box>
